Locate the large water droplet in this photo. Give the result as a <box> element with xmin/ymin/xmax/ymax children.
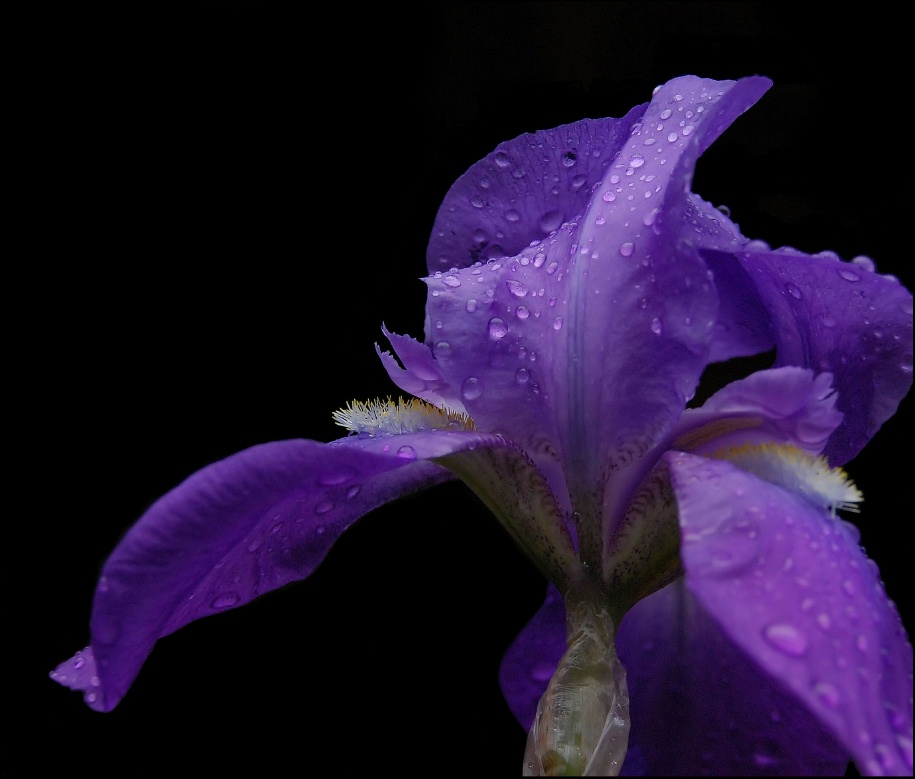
<box><xmin>505</xmin><ymin>209</ymin><xmax>520</xmax><ymax>222</ymax></box>
<box><xmin>442</xmin><ymin>275</ymin><xmax>461</xmax><ymax>288</ymax></box>
<box><xmin>539</xmin><ymin>210</ymin><xmax>563</xmax><ymax>233</ymax></box>
<box><xmin>470</xmin><ymin>194</ymin><xmax>484</xmax><ymax>209</ymax></box>
<box><xmin>494</xmin><ymin>151</ymin><xmax>510</xmax><ymax>168</ymax></box>
<box><xmin>515</xmin><ymin>368</ymin><xmax>530</xmax><ymax>384</ymax></box>
<box><xmin>211</xmin><ymin>592</ymin><xmax>241</xmax><ymax>610</ymax></box>
<box><xmin>561</xmin><ymin>151</ymin><xmax>576</xmax><ymax>168</ymax></box>
<box><xmin>506</xmin><ymin>279</ymin><xmax>529</xmax><ymax>297</ymax></box>
<box><xmin>466</xmin><ymin>298</ymin><xmax>478</xmax><ymax>313</ymax></box>
<box><xmin>619</xmin><ymin>242</ymin><xmax>635</xmax><ymax>257</ymax></box>
<box><xmin>628</xmin><ymin>153</ymin><xmax>646</xmax><ymax>168</ymax></box>
<box><xmin>396</xmin><ymin>445</ymin><xmax>416</xmax><ymax>460</ymax></box>
<box><xmin>516</xmin><ymin>305</ymin><xmax>530</xmax><ymax>319</ymax></box>
<box><xmin>812</xmin><ymin>681</ymin><xmax>840</xmax><ymax>709</ymax></box>
<box><xmin>552</xmin><ymin>316</ymin><xmax>564</xmax><ymax>331</ymax></box>
<box><xmin>488</xmin><ymin>317</ymin><xmax>509</xmax><ymax>339</ymax></box>
<box><xmin>461</xmin><ymin>377</ymin><xmax>483</xmax><ymax>400</ymax></box>
<box><xmin>763</xmin><ymin>623</ymin><xmax>808</xmax><ymax>656</ymax></box>
<box><xmin>838</xmin><ymin>267</ymin><xmax>861</xmax><ymax>282</ymax></box>
<box><xmin>786</xmin><ymin>283</ymin><xmax>803</xmax><ymax>299</ymax></box>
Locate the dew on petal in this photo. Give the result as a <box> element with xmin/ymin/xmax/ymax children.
<box><xmin>488</xmin><ymin>317</ymin><xmax>509</xmax><ymax>339</ymax></box>
<box><xmin>552</xmin><ymin>316</ymin><xmax>564</xmax><ymax>331</ymax></box>
<box><xmin>516</xmin><ymin>306</ymin><xmax>530</xmax><ymax>319</ymax></box>
<box><xmin>619</xmin><ymin>242</ymin><xmax>635</xmax><ymax>257</ymax></box>
<box><xmin>628</xmin><ymin>153</ymin><xmax>646</xmax><ymax>168</ymax></box>
<box><xmin>470</xmin><ymin>194</ymin><xmax>484</xmax><ymax>208</ymax></box>
<box><xmin>838</xmin><ymin>267</ymin><xmax>861</xmax><ymax>282</ymax></box>
<box><xmin>494</xmin><ymin>151</ymin><xmax>510</xmax><ymax>168</ymax></box>
<box><xmin>466</xmin><ymin>298</ymin><xmax>478</xmax><ymax>313</ymax></box>
<box><xmin>515</xmin><ymin>368</ymin><xmax>530</xmax><ymax>384</ymax></box>
<box><xmin>812</xmin><ymin>681</ymin><xmax>840</xmax><ymax>708</ymax></box>
<box><xmin>505</xmin><ymin>209</ymin><xmax>521</xmax><ymax>222</ymax></box>
<box><xmin>211</xmin><ymin>593</ymin><xmax>241</xmax><ymax>609</ymax></box>
<box><xmin>461</xmin><ymin>377</ymin><xmax>483</xmax><ymax>400</ymax></box>
<box><xmin>539</xmin><ymin>210</ymin><xmax>563</xmax><ymax>233</ymax></box>
<box><xmin>345</xmin><ymin>484</ymin><xmax>361</xmax><ymax>500</ymax></box>
<box><xmin>650</xmin><ymin>317</ymin><xmax>663</xmax><ymax>335</ymax></box>
<box><xmin>315</xmin><ymin>500</ymin><xmax>334</xmax><ymax>514</ymax></box>
<box><xmin>442</xmin><ymin>275</ymin><xmax>461</xmax><ymax>288</ymax></box>
<box><xmin>506</xmin><ymin>279</ymin><xmax>529</xmax><ymax>297</ymax></box>
<box><xmin>763</xmin><ymin>623</ymin><xmax>808</xmax><ymax>656</ymax></box>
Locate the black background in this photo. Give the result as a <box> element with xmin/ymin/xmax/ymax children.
<box><xmin>19</xmin><ymin>3</ymin><xmax>910</xmax><ymax>776</ymax></box>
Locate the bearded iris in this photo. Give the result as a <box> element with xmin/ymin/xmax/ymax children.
<box><xmin>52</xmin><ymin>75</ymin><xmax>912</xmax><ymax>775</ymax></box>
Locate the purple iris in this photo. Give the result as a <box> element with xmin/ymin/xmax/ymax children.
<box><xmin>52</xmin><ymin>75</ymin><xmax>912</xmax><ymax>776</ymax></box>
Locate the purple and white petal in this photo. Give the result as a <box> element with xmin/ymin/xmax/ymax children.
<box><xmin>673</xmin><ymin>367</ymin><xmax>844</xmax><ymax>456</ymax></box>
<box><xmin>666</xmin><ymin>451</ymin><xmax>913</xmax><ymax>776</ymax></box>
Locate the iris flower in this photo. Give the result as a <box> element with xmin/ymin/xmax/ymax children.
<box><xmin>52</xmin><ymin>75</ymin><xmax>912</xmax><ymax>776</ymax></box>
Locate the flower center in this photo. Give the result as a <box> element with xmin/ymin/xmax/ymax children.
<box><xmin>332</xmin><ymin>396</ymin><xmax>474</xmax><ymax>436</ymax></box>
<box><xmin>713</xmin><ymin>442</ymin><xmax>863</xmax><ymax>516</ymax></box>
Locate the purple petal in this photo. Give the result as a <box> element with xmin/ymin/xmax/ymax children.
<box><xmin>734</xmin><ymin>247</ymin><xmax>913</xmax><ymax>465</ymax></box>
<box><xmin>375</xmin><ymin>325</ymin><xmax>468</xmax><ymax>414</ymax></box>
<box><xmin>51</xmin><ymin>438</ymin><xmax>451</xmax><ymax>712</ymax></box>
<box><xmin>426</xmin><ymin>111</ymin><xmax>645</xmax><ymax>274</ymax></box>
<box><xmin>498</xmin><ymin>582</ymin><xmax>566</xmax><ymax>732</ymax></box>
<box><xmin>423</xmin><ymin>78</ymin><xmax>773</xmax><ymax>504</ymax></box>
<box><xmin>674</xmin><ymin>367</ymin><xmax>844</xmax><ymax>456</ymax></box>
<box><xmin>617</xmin><ymin>580</ymin><xmax>849</xmax><ymax>776</ymax></box>
<box><xmin>666</xmin><ymin>451</ymin><xmax>913</xmax><ymax>776</ymax></box>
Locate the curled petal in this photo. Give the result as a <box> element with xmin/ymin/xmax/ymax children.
<box><xmin>51</xmin><ymin>439</ymin><xmax>451</xmax><ymax>711</ymax></box>
<box><xmin>674</xmin><ymin>366</ymin><xmax>844</xmax><ymax>456</ymax></box>
<box><xmin>666</xmin><ymin>451</ymin><xmax>913</xmax><ymax>776</ymax></box>
<box><xmin>732</xmin><ymin>247</ymin><xmax>913</xmax><ymax>464</ymax></box>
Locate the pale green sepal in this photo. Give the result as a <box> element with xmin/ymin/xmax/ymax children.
<box><xmin>523</xmin><ymin>592</ymin><xmax>630</xmax><ymax>776</ymax></box>
<box><xmin>602</xmin><ymin>462</ymin><xmax>683</xmax><ymax>618</ymax></box>
<box><xmin>436</xmin><ymin>445</ymin><xmax>579</xmax><ymax>591</ymax></box>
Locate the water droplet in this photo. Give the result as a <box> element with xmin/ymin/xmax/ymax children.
<box><xmin>345</xmin><ymin>484</ymin><xmax>361</xmax><ymax>500</ymax></box>
<box><xmin>821</xmin><ymin>314</ymin><xmax>836</xmax><ymax>328</ymax></box>
<box><xmin>470</xmin><ymin>194</ymin><xmax>484</xmax><ymax>208</ymax></box>
<box><xmin>442</xmin><ymin>275</ymin><xmax>461</xmax><ymax>288</ymax></box>
<box><xmin>642</xmin><ymin>208</ymin><xmax>659</xmax><ymax>226</ymax></box>
<box><xmin>488</xmin><ymin>317</ymin><xmax>509</xmax><ymax>339</ymax></box>
<box><xmin>628</xmin><ymin>153</ymin><xmax>646</xmax><ymax>168</ymax></box>
<box><xmin>505</xmin><ymin>208</ymin><xmax>520</xmax><ymax>222</ymax></box>
<box><xmin>546</xmin><ymin>261</ymin><xmax>559</xmax><ymax>275</ymax></box>
<box><xmin>552</xmin><ymin>316</ymin><xmax>564</xmax><ymax>331</ymax></box>
<box><xmin>650</xmin><ymin>317</ymin><xmax>663</xmax><ymax>335</ymax></box>
<box><xmin>682</xmin><ymin>125</ymin><xmax>695</xmax><ymax>136</ymax></box>
<box><xmin>838</xmin><ymin>267</ymin><xmax>861</xmax><ymax>282</ymax></box>
<box><xmin>516</xmin><ymin>305</ymin><xmax>530</xmax><ymax>319</ymax></box>
<box><xmin>812</xmin><ymin>681</ymin><xmax>840</xmax><ymax>708</ymax></box>
<box><xmin>642</xmin><ymin>137</ymin><xmax>656</xmax><ymax>146</ymax></box>
<box><xmin>602</xmin><ymin>190</ymin><xmax>616</xmax><ymax>202</ymax></box>
<box><xmin>506</xmin><ymin>279</ymin><xmax>528</xmax><ymax>297</ymax></box>
<box><xmin>211</xmin><ymin>592</ymin><xmax>241</xmax><ymax>610</ymax></box>
<box><xmin>851</xmin><ymin>255</ymin><xmax>876</xmax><ymax>272</ymax></box>
<box><xmin>465</xmin><ymin>298</ymin><xmax>478</xmax><ymax>313</ymax></box>
<box><xmin>515</xmin><ymin>368</ymin><xmax>530</xmax><ymax>384</ymax></box>
<box><xmin>396</xmin><ymin>445</ymin><xmax>416</xmax><ymax>460</ymax></box>
<box><xmin>659</xmin><ymin>108</ymin><xmax>672</xmax><ymax>119</ymax></box>
<box><xmin>539</xmin><ymin>210</ymin><xmax>563</xmax><ymax>232</ymax></box>
<box><xmin>247</xmin><ymin>537</ymin><xmax>263</xmax><ymax>553</ymax></box>
<box><xmin>763</xmin><ymin>623</ymin><xmax>808</xmax><ymax>656</ymax></box>
<box><xmin>315</xmin><ymin>500</ymin><xmax>334</xmax><ymax>514</ymax></box>
<box><xmin>561</xmin><ymin>151</ymin><xmax>576</xmax><ymax>167</ymax></box>
<box><xmin>461</xmin><ymin>377</ymin><xmax>483</xmax><ymax>400</ymax></box>
<box><xmin>571</xmin><ymin>173</ymin><xmax>587</xmax><ymax>189</ymax></box>
<box><xmin>666</xmin><ymin>132</ymin><xmax>678</xmax><ymax>142</ymax></box>
<box><xmin>786</xmin><ymin>283</ymin><xmax>803</xmax><ymax>299</ymax></box>
<box><xmin>494</xmin><ymin>151</ymin><xmax>510</xmax><ymax>168</ymax></box>
<box><xmin>619</xmin><ymin>241</ymin><xmax>635</xmax><ymax>257</ymax></box>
